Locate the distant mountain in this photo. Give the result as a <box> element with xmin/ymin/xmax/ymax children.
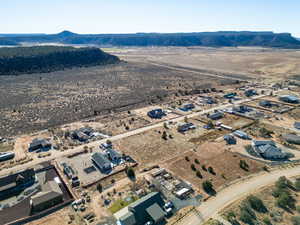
<box><xmin>0</xmin><ymin>38</ymin><xmax>18</xmax><ymax>46</ymax></box>
<box><xmin>1</xmin><ymin>31</ymin><xmax>300</xmax><ymax>48</ymax></box>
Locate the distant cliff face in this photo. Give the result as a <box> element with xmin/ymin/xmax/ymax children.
<box><xmin>2</xmin><ymin>31</ymin><xmax>300</xmax><ymax>48</ymax></box>
<box><xmin>0</xmin><ymin>46</ymin><xmax>120</xmax><ymax>75</ymax></box>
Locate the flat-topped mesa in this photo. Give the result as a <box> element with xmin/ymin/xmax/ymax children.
<box><xmin>0</xmin><ymin>46</ymin><xmax>120</xmax><ymax>75</ymax></box>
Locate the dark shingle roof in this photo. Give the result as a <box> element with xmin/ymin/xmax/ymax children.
<box><xmin>31</xmin><ymin>181</ymin><xmax>63</xmax><ymax>206</ymax></box>
<box><xmin>0</xmin><ymin>169</ymin><xmax>35</xmax><ymax>192</ymax></box>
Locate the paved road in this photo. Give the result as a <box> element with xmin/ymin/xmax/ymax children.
<box><xmin>0</xmin><ymin>95</ymin><xmax>264</xmax><ymax>177</ymax></box>
<box><xmin>196</xmin><ymin>165</ymin><xmax>300</xmax><ymax>223</ymax></box>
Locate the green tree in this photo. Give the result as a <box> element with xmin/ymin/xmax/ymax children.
<box><xmin>126</xmin><ymin>167</ymin><xmax>135</xmax><ymax>180</ymax></box>
<box><xmin>291</xmin><ymin>216</ymin><xmax>300</xmax><ymax>225</ymax></box>
<box><xmin>202</xmin><ymin>180</ymin><xmax>215</xmax><ymax>194</ymax></box>
<box><xmin>246</xmin><ymin>195</ymin><xmax>267</xmax><ymax>213</ymax></box>
<box><xmin>97</xmin><ymin>183</ymin><xmax>103</xmax><ymax>193</ymax></box>
<box><xmin>295</xmin><ymin>179</ymin><xmax>300</xmax><ymax>191</ymax></box>
<box><xmin>196</xmin><ymin>170</ymin><xmax>202</xmax><ymax>178</ymax></box>
<box><xmin>191</xmin><ymin>164</ymin><xmax>196</xmax><ymax>171</ymax></box>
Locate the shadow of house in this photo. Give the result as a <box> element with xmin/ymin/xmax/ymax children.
<box><xmin>0</xmin><ymin>169</ymin><xmax>36</xmax><ymax>201</ymax></box>
<box><xmin>28</xmin><ymin>138</ymin><xmax>51</xmax><ymax>152</ymax></box>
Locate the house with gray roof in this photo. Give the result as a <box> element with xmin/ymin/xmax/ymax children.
<box><xmin>279</xmin><ymin>95</ymin><xmax>299</xmax><ymax>104</ymax></box>
<box><xmin>294</xmin><ymin>122</ymin><xmax>300</xmax><ymax>130</ymax></box>
<box><xmin>30</xmin><ymin>180</ymin><xmax>63</xmax><ymax>213</ymax></box>
<box><xmin>282</xmin><ymin>134</ymin><xmax>300</xmax><ymax>145</ymax></box>
<box><xmin>233</xmin><ymin>130</ymin><xmax>250</xmax><ymax>140</ymax></box>
<box><xmin>116</xmin><ymin>192</ymin><xmax>166</xmax><ymax>225</ymax></box>
<box><xmin>208</xmin><ymin>111</ymin><xmax>224</xmax><ymax>120</ymax></box>
<box><xmin>252</xmin><ymin>140</ymin><xmax>287</xmax><ymax>159</ymax></box>
<box><xmin>91</xmin><ymin>152</ymin><xmax>112</xmax><ymax>173</ymax></box>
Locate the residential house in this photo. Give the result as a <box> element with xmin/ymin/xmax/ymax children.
<box><xmin>224</xmin><ymin>135</ymin><xmax>237</xmax><ymax>145</ymax></box>
<box><xmin>233</xmin><ymin>130</ymin><xmax>250</xmax><ymax>140</ymax></box>
<box><xmin>105</xmin><ymin>149</ymin><xmax>122</xmax><ymax>164</ymax></box>
<box><xmin>282</xmin><ymin>134</ymin><xmax>300</xmax><ymax>145</ymax></box>
<box><xmin>279</xmin><ymin>95</ymin><xmax>299</xmax><ymax>104</ymax></box>
<box><xmin>116</xmin><ymin>192</ymin><xmax>166</xmax><ymax>225</ymax></box>
<box><xmin>244</xmin><ymin>89</ymin><xmax>257</xmax><ymax>97</ymax></box>
<box><xmin>224</xmin><ymin>93</ymin><xmax>237</xmax><ymax>99</ymax></box>
<box><xmin>177</xmin><ymin>123</ymin><xmax>196</xmax><ymax>133</ymax></box>
<box><xmin>91</xmin><ymin>152</ymin><xmax>112</xmax><ymax>173</ymax></box>
<box><xmin>252</xmin><ymin>140</ymin><xmax>287</xmax><ymax>159</ymax></box>
<box><xmin>0</xmin><ymin>169</ymin><xmax>36</xmax><ymax>200</ymax></box>
<box><xmin>208</xmin><ymin>111</ymin><xmax>224</xmax><ymax>120</ymax></box>
<box><xmin>31</xmin><ymin>180</ymin><xmax>63</xmax><ymax>213</ymax></box>
<box><xmin>179</xmin><ymin>103</ymin><xmax>195</xmax><ymax>112</ymax></box>
<box><xmin>147</xmin><ymin>109</ymin><xmax>166</xmax><ymax>119</ymax></box>
<box><xmin>259</xmin><ymin>100</ymin><xmax>273</xmax><ymax>108</ymax></box>
<box><xmin>0</xmin><ymin>152</ymin><xmax>15</xmax><ymax>162</ymax></box>
<box><xmin>28</xmin><ymin>138</ymin><xmax>52</xmax><ymax>152</ymax></box>
<box><xmin>294</xmin><ymin>122</ymin><xmax>300</xmax><ymax>130</ymax></box>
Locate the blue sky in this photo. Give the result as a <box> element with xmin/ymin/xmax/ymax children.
<box><xmin>1</xmin><ymin>0</ymin><xmax>300</xmax><ymax>37</ymax></box>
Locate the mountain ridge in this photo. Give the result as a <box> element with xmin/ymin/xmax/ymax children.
<box><xmin>1</xmin><ymin>31</ymin><xmax>300</xmax><ymax>48</ymax></box>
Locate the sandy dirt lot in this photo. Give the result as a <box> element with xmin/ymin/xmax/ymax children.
<box><xmin>117</xmin><ymin>47</ymin><xmax>300</xmax><ymax>81</ymax></box>
<box><xmin>13</xmin><ymin>132</ymin><xmax>51</xmax><ymax>161</ymax></box>
<box><xmin>114</xmin><ymin>120</ymin><xmax>208</xmax><ymax>167</ymax></box>
<box><xmin>162</xmin><ymin>142</ymin><xmax>265</xmax><ymax>194</ymax></box>
<box><xmin>28</xmin><ymin>207</ymin><xmax>75</xmax><ymax>225</ymax></box>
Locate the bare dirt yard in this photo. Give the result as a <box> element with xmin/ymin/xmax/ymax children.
<box><xmin>114</xmin><ymin>120</ymin><xmax>209</xmax><ymax>167</ymax></box>
<box><xmin>162</xmin><ymin>142</ymin><xmax>265</xmax><ymax>194</ymax></box>
<box><xmin>117</xmin><ymin>47</ymin><xmax>300</xmax><ymax>82</ymax></box>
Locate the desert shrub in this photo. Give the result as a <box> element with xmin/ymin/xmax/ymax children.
<box><xmin>202</xmin><ymin>165</ymin><xmax>207</xmax><ymax>171</ymax></box>
<box><xmin>195</xmin><ymin>159</ymin><xmax>200</xmax><ymax>164</ymax></box>
<box><xmin>239</xmin><ymin>202</ymin><xmax>256</xmax><ymax>225</ymax></box>
<box><xmin>185</xmin><ymin>156</ymin><xmax>190</xmax><ymax>161</ymax></box>
<box><xmin>239</xmin><ymin>160</ymin><xmax>249</xmax><ymax>171</ymax></box>
<box><xmin>126</xmin><ymin>167</ymin><xmax>135</xmax><ymax>180</ymax></box>
<box><xmin>292</xmin><ymin>216</ymin><xmax>300</xmax><ymax>225</ymax></box>
<box><xmin>259</xmin><ymin>127</ymin><xmax>274</xmax><ymax>138</ymax></box>
<box><xmin>208</xmin><ymin>166</ymin><xmax>216</xmax><ymax>175</ymax></box>
<box><xmin>262</xmin><ymin>217</ymin><xmax>272</xmax><ymax>225</ymax></box>
<box><xmin>191</xmin><ymin>164</ymin><xmax>196</xmax><ymax>171</ymax></box>
<box><xmin>296</xmin><ymin>205</ymin><xmax>300</xmax><ymax>213</ymax></box>
<box><xmin>97</xmin><ymin>183</ymin><xmax>103</xmax><ymax>193</ymax></box>
<box><xmin>276</xmin><ymin>191</ymin><xmax>295</xmax><ymax>209</ymax></box>
<box><xmin>202</xmin><ymin>180</ymin><xmax>215</xmax><ymax>195</ymax></box>
<box><xmin>196</xmin><ymin>170</ymin><xmax>202</xmax><ymax>178</ymax></box>
<box><xmin>295</xmin><ymin>179</ymin><xmax>300</xmax><ymax>191</ymax></box>
<box><xmin>162</xmin><ymin>131</ymin><xmax>168</xmax><ymax>140</ymax></box>
<box><xmin>246</xmin><ymin>195</ymin><xmax>267</xmax><ymax>213</ymax></box>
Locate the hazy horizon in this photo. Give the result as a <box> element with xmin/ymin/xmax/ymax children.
<box><xmin>1</xmin><ymin>0</ymin><xmax>300</xmax><ymax>37</ymax></box>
